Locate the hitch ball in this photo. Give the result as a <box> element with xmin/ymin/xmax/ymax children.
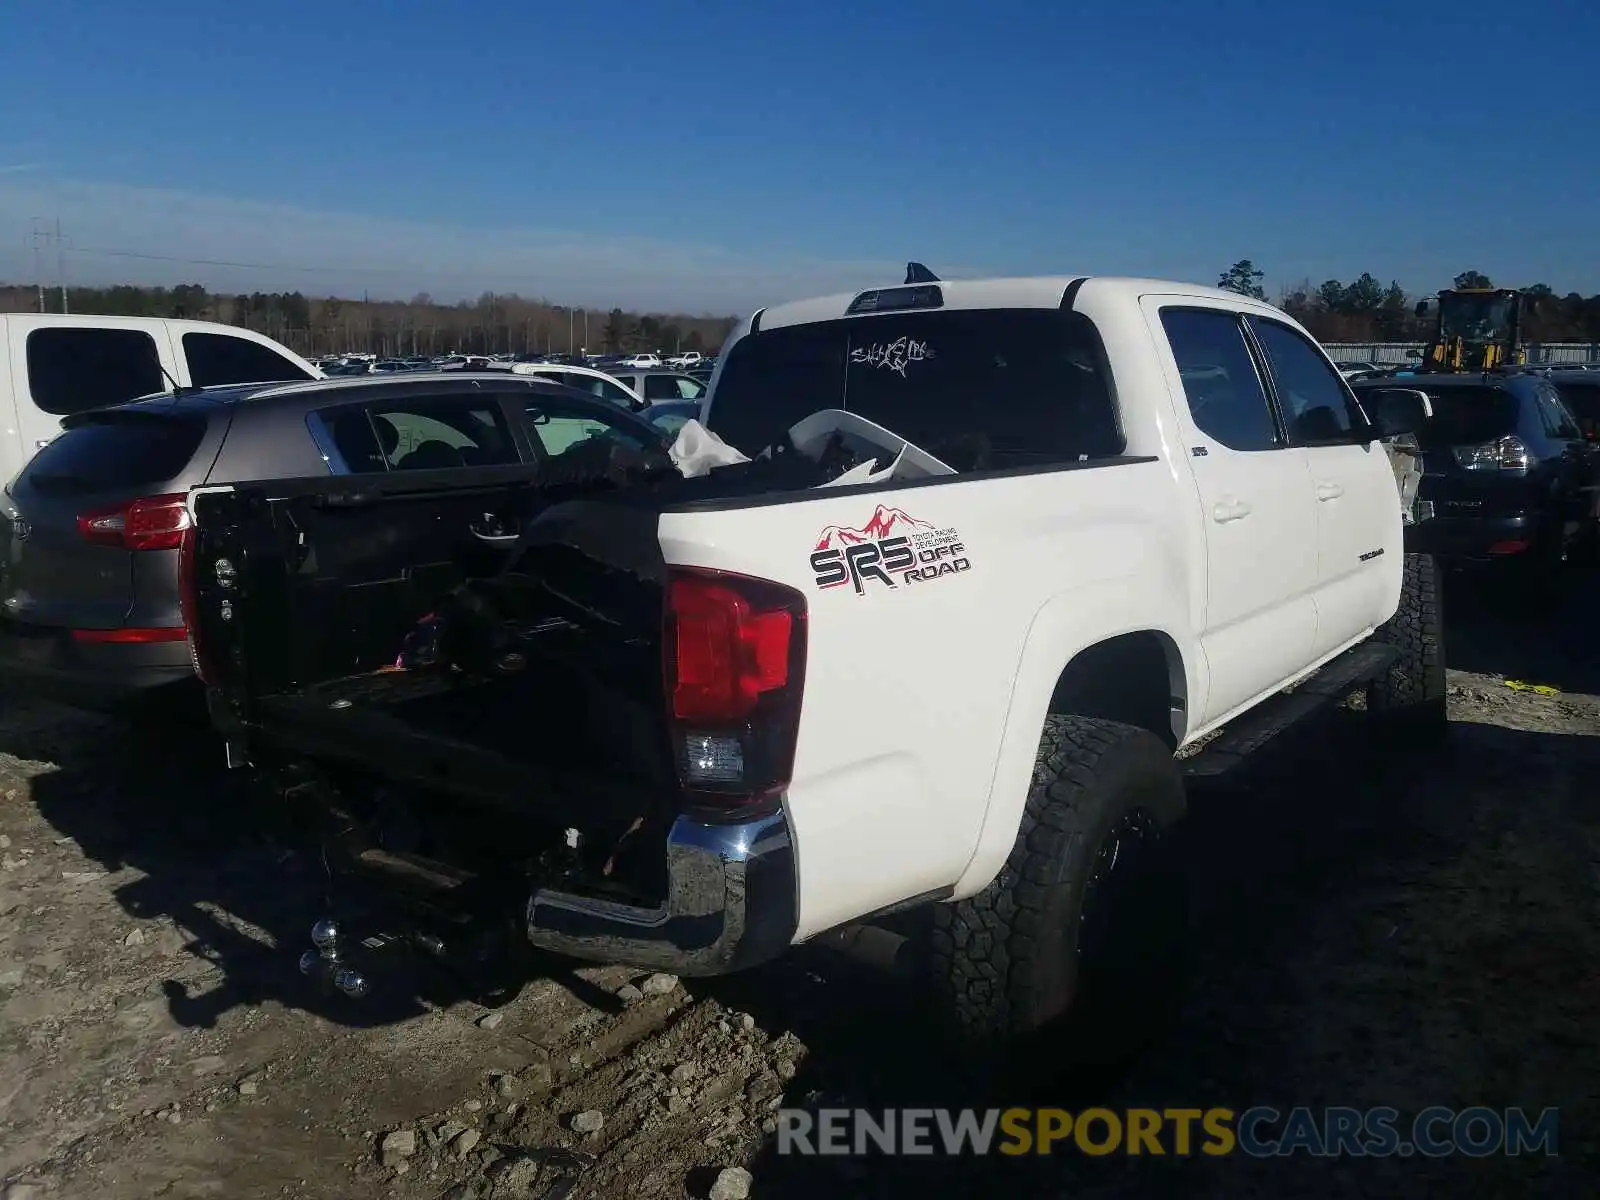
<box><xmin>310</xmin><ymin>918</ymin><xmax>341</xmax><ymax>952</ymax></box>
<box><xmin>333</xmin><ymin>966</ymin><xmax>370</xmax><ymax>998</ymax></box>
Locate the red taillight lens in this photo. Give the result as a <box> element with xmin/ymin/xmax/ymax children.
<box><xmin>664</xmin><ymin>567</ymin><xmax>807</xmax><ymax>812</ymax></box>
<box><xmin>71</xmin><ymin>626</ymin><xmax>187</xmax><ymax>644</ymax></box>
<box><xmin>670</xmin><ymin>576</ymin><xmax>793</xmax><ymax>722</ymax></box>
<box><xmin>76</xmin><ymin>493</ymin><xmax>191</xmax><ymax>551</ymax></box>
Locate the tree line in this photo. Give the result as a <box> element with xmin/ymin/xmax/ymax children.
<box><xmin>0</xmin><ymin>282</ymin><xmax>740</xmax><ymax>359</ymax></box>
<box><xmin>1216</xmin><ymin>261</ymin><xmax>1600</xmax><ymax>343</ymax></box>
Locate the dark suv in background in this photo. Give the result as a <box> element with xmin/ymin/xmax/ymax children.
<box><xmin>0</xmin><ymin>374</ymin><xmax>670</xmax><ymax>715</ymax></box>
<box><xmin>1352</xmin><ymin>372</ymin><xmax>1600</xmax><ymax>576</ymax></box>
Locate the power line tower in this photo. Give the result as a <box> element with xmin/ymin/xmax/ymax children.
<box><xmin>31</xmin><ymin>218</ymin><xmax>68</xmax><ymax>313</ymax></box>
<box><xmin>56</xmin><ymin>218</ymin><xmax>68</xmax><ymax>314</ymax></box>
<box><xmin>30</xmin><ymin>218</ymin><xmax>47</xmax><ymax>313</ymax></box>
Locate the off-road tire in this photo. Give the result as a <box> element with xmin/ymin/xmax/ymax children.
<box><xmin>927</xmin><ymin>715</ymin><xmax>1187</xmax><ymax>1051</ymax></box>
<box><xmin>1367</xmin><ymin>551</ymin><xmax>1447</xmax><ymax>740</ymax></box>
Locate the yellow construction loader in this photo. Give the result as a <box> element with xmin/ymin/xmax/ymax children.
<box><xmin>1413</xmin><ymin>288</ymin><xmax>1526</xmax><ymax>373</ymax></box>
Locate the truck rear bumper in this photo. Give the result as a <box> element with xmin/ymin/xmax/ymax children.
<box><xmin>526</xmin><ymin>807</ymin><xmax>798</xmax><ymax>976</ymax></box>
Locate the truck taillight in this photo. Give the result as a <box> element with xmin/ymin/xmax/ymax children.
<box><xmin>664</xmin><ymin>567</ymin><xmax>806</xmax><ymax>816</ymax></box>
<box><xmin>1454</xmin><ymin>435</ymin><xmax>1531</xmax><ymax>473</ymax></box>
<box><xmin>177</xmin><ymin>525</ymin><xmax>218</xmax><ymax>686</ymax></box>
<box><xmin>76</xmin><ymin>493</ymin><xmax>191</xmax><ymax>550</ymax></box>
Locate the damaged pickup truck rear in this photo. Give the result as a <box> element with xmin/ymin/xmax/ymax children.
<box><xmin>185</xmin><ymin>272</ymin><xmax>1441</xmax><ymax>1045</ymax></box>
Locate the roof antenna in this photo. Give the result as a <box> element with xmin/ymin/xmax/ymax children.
<box><xmin>904</xmin><ymin>262</ymin><xmax>939</xmax><ymax>285</ymax></box>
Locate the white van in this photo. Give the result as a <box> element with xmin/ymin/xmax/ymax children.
<box><xmin>0</xmin><ymin>313</ymin><xmax>321</xmax><ymax>485</ymax></box>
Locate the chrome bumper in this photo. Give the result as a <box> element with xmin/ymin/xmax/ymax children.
<box><xmin>525</xmin><ymin>807</ymin><xmax>798</xmax><ymax>976</ymax></box>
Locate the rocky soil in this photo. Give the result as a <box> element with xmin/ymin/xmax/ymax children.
<box><xmin>1</xmin><ymin>575</ymin><xmax>1596</xmax><ymax>1199</ymax></box>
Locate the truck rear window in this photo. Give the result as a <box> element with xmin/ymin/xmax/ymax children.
<box><xmin>707</xmin><ymin>308</ymin><xmax>1122</xmax><ymax>470</ymax></box>
<box><xmin>17</xmin><ymin>415</ymin><xmax>207</xmax><ymax>496</ymax></box>
<box><xmin>25</xmin><ymin>327</ymin><xmax>166</xmax><ymax>415</ymax></box>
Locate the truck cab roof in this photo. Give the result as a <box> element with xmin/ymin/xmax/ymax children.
<box><xmin>751</xmin><ymin>275</ymin><xmax>1276</xmax><ymax>331</ymax></box>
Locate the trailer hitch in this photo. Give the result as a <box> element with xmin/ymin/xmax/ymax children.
<box><xmin>298</xmin><ymin>918</ymin><xmax>376</xmax><ymax>999</ymax></box>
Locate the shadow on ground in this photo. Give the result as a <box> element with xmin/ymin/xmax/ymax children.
<box><xmin>719</xmin><ymin>710</ymin><xmax>1599</xmax><ymax>1199</ymax></box>
<box><xmin>0</xmin><ymin>707</ymin><xmax>620</xmax><ymax>1035</ymax></box>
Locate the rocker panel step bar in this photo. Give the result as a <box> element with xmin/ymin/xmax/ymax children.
<box><xmin>1184</xmin><ymin>640</ymin><xmax>1400</xmax><ymax>778</ymax></box>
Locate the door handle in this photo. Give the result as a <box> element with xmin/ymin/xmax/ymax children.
<box><xmin>1212</xmin><ymin>498</ymin><xmax>1252</xmax><ymax>523</ymax></box>
<box><xmin>1316</xmin><ymin>482</ymin><xmax>1344</xmax><ymax>501</ymax></box>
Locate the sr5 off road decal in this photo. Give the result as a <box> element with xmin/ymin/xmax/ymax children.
<box><xmin>810</xmin><ymin>504</ymin><xmax>972</xmax><ymax>595</ymax></box>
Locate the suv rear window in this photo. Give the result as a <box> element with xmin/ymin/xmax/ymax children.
<box><xmin>1398</xmin><ymin>385</ymin><xmax>1520</xmax><ymax>449</ymax></box>
<box><xmin>16</xmin><ymin>414</ymin><xmax>206</xmax><ymax>495</ymax></box>
<box><xmin>183</xmin><ymin>331</ymin><xmax>315</xmax><ymax>387</ymax></box>
<box><xmin>25</xmin><ymin>327</ymin><xmax>166</xmax><ymax>415</ymax></box>
<box><xmin>707</xmin><ymin>308</ymin><xmax>1122</xmax><ymax>470</ymax></box>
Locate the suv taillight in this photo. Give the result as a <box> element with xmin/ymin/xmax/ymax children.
<box><xmin>76</xmin><ymin>493</ymin><xmax>192</xmax><ymax>550</ymax></box>
<box><xmin>1454</xmin><ymin>435</ymin><xmax>1531</xmax><ymax>473</ymax></box>
<box><xmin>664</xmin><ymin>567</ymin><xmax>807</xmax><ymax>816</ymax></box>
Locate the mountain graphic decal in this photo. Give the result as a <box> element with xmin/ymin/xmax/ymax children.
<box><xmin>813</xmin><ymin>505</ymin><xmax>934</xmax><ymax>551</ymax></box>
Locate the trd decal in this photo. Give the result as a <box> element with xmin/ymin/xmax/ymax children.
<box><xmin>810</xmin><ymin>504</ymin><xmax>973</xmax><ymax>595</ymax></box>
<box><xmin>1359</xmin><ymin>548</ymin><xmax>1385</xmax><ymax>562</ymax></box>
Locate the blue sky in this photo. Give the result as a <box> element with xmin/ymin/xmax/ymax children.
<box><xmin>1</xmin><ymin>0</ymin><xmax>1596</xmax><ymax>313</ymax></box>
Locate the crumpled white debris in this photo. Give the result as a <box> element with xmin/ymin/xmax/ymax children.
<box><xmin>787</xmin><ymin>409</ymin><xmax>955</xmax><ymax>484</ymax></box>
<box><xmin>669</xmin><ymin>419</ymin><xmax>750</xmax><ymax>478</ymax></box>
<box><xmin>667</xmin><ymin>407</ymin><xmax>956</xmax><ymax>486</ymax></box>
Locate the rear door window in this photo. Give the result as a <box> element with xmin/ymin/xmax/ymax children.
<box><xmin>1552</xmin><ymin>382</ymin><xmax>1600</xmax><ymax>437</ymax></box>
<box><xmin>16</xmin><ymin>414</ymin><xmax>206</xmax><ymax>495</ymax></box>
<box><xmin>523</xmin><ymin>399</ymin><xmax>656</xmax><ymax>460</ymax></box>
<box><xmin>316</xmin><ymin>398</ymin><xmax>520</xmax><ymax>473</ymax></box>
<box><xmin>1532</xmin><ymin>384</ymin><xmax>1583</xmax><ymax>440</ymax></box>
<box><xmin>708</xmin><ymin>308</ymin><xmax>1121</xmax><ymax>470</ymax></box>
<box><xmin>24</xmin><ymin>327</ymin><xmax>166</xmax><ymax>415</ymax></box>
<box><xmin>183</xmin><ymin>332</ymin><xmax>314</xmax><ymax>387</ymax></box>
<box><xmin>1158</xmin><ymin>309</ymin><xmax>1282</xmax><ymax>452</ymax></box>
<box><xmin>644</xmin><ymin>374</ymin><xmax>705</xmax><ymax>401</ymax></box>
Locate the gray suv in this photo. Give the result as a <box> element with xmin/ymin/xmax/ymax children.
<box><xmin>0</xmin><ymin>373</ymin><xmax>669</xmax><ymax>714</ymax></box>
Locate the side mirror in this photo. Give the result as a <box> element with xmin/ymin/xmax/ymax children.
<box><xmin>1363</xmin><ymin>388</ymin><xmax>1432</xmax><ymax>439</ymax></box>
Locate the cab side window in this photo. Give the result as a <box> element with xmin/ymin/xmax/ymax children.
<box><xmin>1160</xmin><ymin>309</ymin><xmax>1281</xmax><ymax>452</ymax></box>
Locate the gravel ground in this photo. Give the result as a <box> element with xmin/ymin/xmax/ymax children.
<box><xmin>0</xmin><ymin>573</ymin><xmax>1596</xmax><ymax>1200</ymax></box>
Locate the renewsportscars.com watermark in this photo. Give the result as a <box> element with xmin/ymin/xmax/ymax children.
<box><xmin>776</xmin><ymin>1106</ymin><xmax>1560</xmax><ymax>1158</ymax></box>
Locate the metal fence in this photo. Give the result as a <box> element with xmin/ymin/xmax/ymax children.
<box><xmin>1324</xmin><ymin>342</ymin><xmax>1600</xmax><ymax>365</ymax></box>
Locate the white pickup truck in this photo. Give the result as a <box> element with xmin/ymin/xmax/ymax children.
<box><xmin>185</xmin><ymin>272</ymin><xmax>1441</xmax><ymax>1046</ymax></box>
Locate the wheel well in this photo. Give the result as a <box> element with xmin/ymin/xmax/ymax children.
<box><xmin>1048</xmin><ymin>632</ymin><xmax>1185</xmax><ymax>749</ymax></box>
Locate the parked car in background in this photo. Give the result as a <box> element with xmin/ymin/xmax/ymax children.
<box><xmin>0</xmin><ymin>313</ymin><xmax>320</xmax><ymax>486</ymax></box>
<box><xmin>507</xmin><ymin>362</ymin><xmax>644</xmax><ymax>410</ymax></box>
<box><xmin>0</xmin><ymin>374</ymin><xmax>668</xmax><ymax>715</ymax></box>
<box><xmin>618</xmin><ymin>353</ymin><xmax>663</xmax><ymax>368</ymax></box>
<box><xmin>666</xmin><ymin>351</ymin><xmax>703</xmax><ymax>369</ymax></box>
<box><xmin>606</xmin><ymin>369</ymin><xmax>708</xmax><ymax>405</ymax></box>
<box><xmin>1350</xmin><ymin>372</ymin><xmax>1600</xmax><ymax>578</ymax></box>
